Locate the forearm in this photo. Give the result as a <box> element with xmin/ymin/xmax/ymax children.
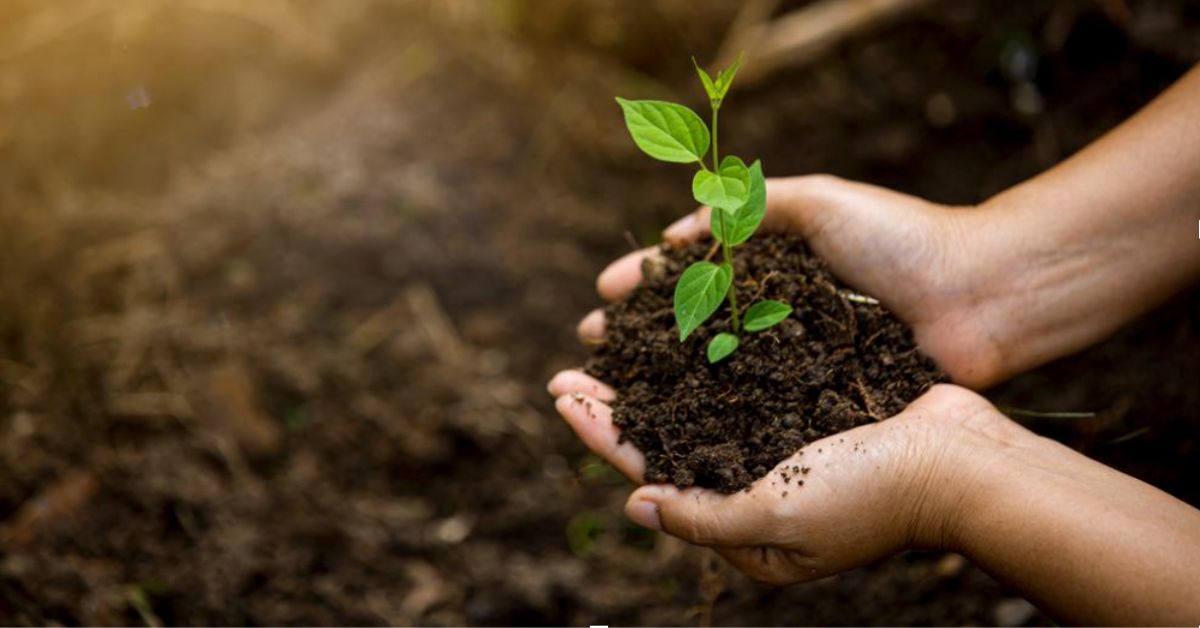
<box><xmin>962</xmin><ymin>66</ymin><xmax>1200</xmax><ymax>381</ymax></box>
<box><xmin>953</xmin><ymin>435</ymin><xmax>1200</xmax><ymax>625</ymax></box>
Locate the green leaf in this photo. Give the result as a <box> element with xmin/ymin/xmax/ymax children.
<box><xmin>706</xmin><ymin>332</ymin><xmax>739</xmax><ymax>363</ymax></box>
<box><xmin>693</xmin><ymin>155</ymin><xmax>751</xmax><ymax>213</ymax></box>
<box><xmin>693</xmin><ymin>53</ymin><xmax>743</xmax><ymax>106</ymax></box>
<box><xmin>711</xmin><ymin>159</ymin><xmax>767</xmax><ymax>245</ymax></box>
<box><xmin>674</xmin><ymin>261</ymin><xmax>733</xmax><ymax>341</ymax></box>
<box><xmin>743</xmin><ymin>300</ymin><xmax>793</xmax><ymax>332</ymax></box>
<box><xmin>692</xmin><ymin>57</ymin><xmax>718</xmax><ymax>103</ymax></box>
<box><xmin>615</xmin><ymin>98</ymin><xmax>710</xmax><ymax>164</ymax></box>
<box><xmin>710</xmin><ymin>206</ymin><xmax>735</xmax><ymax>244</ymax></box>
<box><xmin>714</xmin><ymin>52</ymin><xmax>744</xmax><ymax>99</ymax></box>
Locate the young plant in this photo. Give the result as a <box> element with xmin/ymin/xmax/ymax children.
<box><xmin>616</xmin><ymin>55</ymin><xmax>792</xmax><ymax>363</ymax></box>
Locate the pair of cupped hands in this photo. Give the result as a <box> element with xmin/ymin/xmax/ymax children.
<box><xmin>548</xmin><ymin>175</ymin><xmax>1036</xmax><ymax>584</ymax></box>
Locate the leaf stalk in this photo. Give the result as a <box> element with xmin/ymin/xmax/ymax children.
<box><xmin>711</xmin><ymin>106</ymin><xmax>720</xmax><ymax>170</ymax></box>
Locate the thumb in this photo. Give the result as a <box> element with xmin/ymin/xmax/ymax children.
<box><xmin>661</xmin><ymin>175</ymin><xmax>876</xmax><ymax>248</ymax></box>
<box><xmin>625</xmin><ymin>484</ymin><xmax>780</xmax><ymax>547</ymax></box>
<box><xmin>769</xmin><ymin>175</ymin><xmax>950</xmax><ymax>304</ymax></box>
<box><xmin>767</xmin><ymin>174</ymin><xmax>914</xmax><ymax>246</ymax></box>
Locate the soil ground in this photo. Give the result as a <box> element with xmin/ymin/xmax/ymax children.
<box><xmin>1</xmin><ymin>1</ymin><xmax>1198</xmax><ymax>625</ymax></box>
<box><xmin>588</xmin><ymin>236</ymin><xmax>945</xmax><ymax>493</ymax></box>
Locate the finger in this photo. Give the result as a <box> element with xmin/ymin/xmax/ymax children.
<box><xmin>576</xmin><ymin>308</ymin><xmax>605</xmax><ymax>344</ymax></box>
<box><xmin>546</xmin><ymin>369</ymin><xmax>616</xmax><ymax>402</ymax></box>
<box><xmin>624</xmin><ymin>484</ymin><xmax>777</xmax><ymax>547</ymax></box>
<box><xmin>604</xmin><ymin>178</ymin><xmax>853</xmax><ymax>302</ymax></box>
<box><xmin>596</xmin><ymin>246</ymin><xmax>659</xmax><ymax>302</ymax></box>
<box><xmin>663</xmin><ymin>179</ymin><xmax>813</xmax><ymax>247</ymax></box>
<box><xmin>663</xmin><ymin>206</ymin><xmax>712</xmax><ymax>246</ymax></box>
<box><xmin>554</xmin><ymin>394</ymin><xmax>644</xmax><ymax>483</ymax></box>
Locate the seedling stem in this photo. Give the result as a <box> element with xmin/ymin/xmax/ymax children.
<box><xmin>716</xmin><ymin>209</ymin><xmax>741</xmax><ymax>334</ymax></box>
<box><xmin>711</xmin><ymin>106</ymin><xmax>720</xmax><ymax>169</ymax></box>
<box><xmin>616</xmin><ymin>53</ymin><xmax>791</xmax><ymax>363</ymax></box>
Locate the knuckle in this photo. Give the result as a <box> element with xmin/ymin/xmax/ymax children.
<box><xmin>669</xmin><ymin>503</ymin><xmax>726</xmax><ymax>546</ymax></box>
<box><xmin>801</xmin><ymin>173</ymin><xmax>844</xmax><ymax>187</ymax></box>
<box><xmin>681</xmin><ymin>516</ymin><xmax>719</xmax><ymax>546</ymax></box>
<box><xmin>760</xmin><ymin>500</ymin><xmax>793</xmax><ymax>540</ymax></box>
<box><xmin>786</xmin><ymin>173</ymin><xmax>844</xmax><ymax>197</ymax></box>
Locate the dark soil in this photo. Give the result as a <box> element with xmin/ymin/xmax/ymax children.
<box><xmin>2</xmin><ymin>1</ymin><xmax>1198</xmax><ymax>625</ymax></box>
<box><xmin>588</xmin><ymin>236</ymin><xmax>945</xmax><ymax>492</ymax></box>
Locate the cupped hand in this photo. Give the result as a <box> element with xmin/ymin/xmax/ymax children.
<box><xmin>548</xmin><ymin>372</ymin><xmax>1024</xmax><ymax>585</ymax></box>
<box><xmin>582</xmin><ymin>175</ymin><xmax>1005</xmax><ymax>388</ymax></box>
<box><xmin>553</xmin><ymin>174</ymin><xmax>1034</xmax><ymax>582</ymax></box>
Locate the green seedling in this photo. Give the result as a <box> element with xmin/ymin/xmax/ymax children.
<box><xmin>616</xmin><ymin>54</ymin><xmax>792</xmax><ymax>363</ymax></box>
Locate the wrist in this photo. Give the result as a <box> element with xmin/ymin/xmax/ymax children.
<box><xmin>956</xmin><ymin>176</ymin><xmax>1192</xmax><ymax>385</ymax></box>
<box><xmin>910</xmin><ymin>205</ymin><xmax>1016</xmax><ymax>388</ymax></box>
<box><xmin>934</xmin><ymin>188</ymin><xmax>1097</xmax><ymax>386</ymax></box>
<box><xmin>946</xmin><ymin>199</ymin><xmax>1030</xmax><ymax>384</ymax></box>
<box><xmin>897</xmin><ymin>386</ymin><xmax>1038</xmax><ymax>552</ymax></box>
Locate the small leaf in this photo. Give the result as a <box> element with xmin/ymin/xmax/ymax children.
<box><xmin>707</xmin><ymin>332</ymin><xmax>739</xmax><ymax>363</ymax></box>
<box><xmin>711</xmin><ymin>159</ymin><xmax>766</xmax><ymax>245</ymax></box>
<box><xmin>615</xmin><ymin>98</ymin><xmax>710</xmax><ymax>164</ymax></box>
<box><xmin>693</xmin><ymin>155</ymin><xmax>751</xmax><ymax>213</ymax></box>
<box><xmin>674</xmin><ymin>261</ymin><xmax>733</xmax><ymax>341</ymax></box>
<box><xmin>693</xmin><ymin>53</ymin><xmax>743</xmax><ymax>106</ymax></box>
<box><xmin>743</xmin><ymin>300</ymin><xmax>793</xmax><ymax>332</ymax></box>
<box><xmin>714</xmin><ymin>52</ymin><xmax>744</xmax><ymax>99</ymax></box>
<box><xmin>692</xmin><ymin>57</ymin><xmax>718</xmax><ymax>103</ymax></box>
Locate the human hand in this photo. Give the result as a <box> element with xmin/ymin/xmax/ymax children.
<box><xmin>552</xmin><ymin>174</ymin><xmax>1035</xmax><ymax>582</ymax></box>
<box><xmin>580</xmin><ymin>175</ymin><xmax>1005</xmax><ymax>388</ymax></box>
<box><xmin>552</xmin><ymin>372</ymin><xmax>1200</xmax><ymax>625</ymax></box>
<box><xmin>552</xmin><ymin>67</ymin><xmax>1200</xmax><ymax>615</ymax></box>
<box><xmin>547</xmin><ymin>374</ymin><xmax>1022</xmax><ymax>585</ymax></box>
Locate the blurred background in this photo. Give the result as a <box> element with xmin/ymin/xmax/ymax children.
<box><xmin>1</xmin><ymin>0</ymin><xmax>1198</xmax><ymax>624</ymax></box>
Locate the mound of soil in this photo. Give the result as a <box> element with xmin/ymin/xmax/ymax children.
<box><xmin>587</xmin><ymin>235</ymin><xmax>946</xmax><ymax>493</ymax></box>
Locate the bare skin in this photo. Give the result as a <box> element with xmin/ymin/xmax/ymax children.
<box><xmin>581</xmin><ymin>66</ymin><xmax>1200</xmax><ymax>389</ymax></box>
<box><xmin>551</xmin><ymin>66</ymin><xmax>1200</xmax><ymax>624</ymax></box>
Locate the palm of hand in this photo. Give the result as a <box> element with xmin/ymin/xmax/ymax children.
<box><xmin>553</xmin><ymin>174</ymin><xmax>1011</xmax><ymax>583</ymax></box>
<box><xmin>637</xmin><ymin>175</ymin><xmax>1003</xmax><ymax>388</ymax></box>
<box><xmin>550</xmin><ymin>372</ymin><xmax>1003</xmax><ymax>584</ymax></box>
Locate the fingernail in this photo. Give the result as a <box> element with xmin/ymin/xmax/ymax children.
<box><xmin>626</xmin><ymin>499</ymin><xmax>662</xmax><ymax>531</ymax></box>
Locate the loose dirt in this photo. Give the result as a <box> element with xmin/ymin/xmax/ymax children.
<box><xmin>589</xmin><ymin>236</ymin><xmax>944</xmax><ymax>492</ymax></box>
